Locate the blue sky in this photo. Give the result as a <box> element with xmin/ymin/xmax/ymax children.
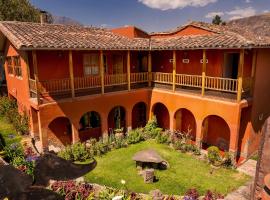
<box><xmin>30</xmin><ymin>0</ymin><xmax>270</xmax><ymax>32</ymax></box>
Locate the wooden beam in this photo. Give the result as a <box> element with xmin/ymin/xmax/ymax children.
<box><xmin>100</xmin><ymin>50</ymin><xmax>105</xmax><ymax>94</ymax></box>
<box><xmin>237</xmin><ymin>49</ymin><xmax>244</xmax><ymax>102</ymax></box>
<box><xmin>127</xmin><ymin>50</ymin><xmax>131</xmax><ymax>91</ymax></box>
<box><xmin>250</xmin><ymin>49</ymin><xmax>257</xmax><ymax>95</ymax></box>
<box><xmin>32</xmin><ymin>50</ymin><xmax>40</xmax><ymax>105</ymax></box>
<box><xmin>148</xmin><ymin>51</ymin><xmax>152</xmax><ymax>87</ymax></box>
<box><xmin>68</xmin><ymin>50</ymin><xmax>75</xmax><ymax>99</ymax></box>
<box><xmin>201</xmin><ymin>49</ymin><xmax>207</xmax><ymax>96</ymax></box>
<box><xmin>172</xmin><ymin>50</ymin><xmax>176</xmax><ymax>92</ymax></box>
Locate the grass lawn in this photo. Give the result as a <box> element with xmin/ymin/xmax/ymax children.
<box><xmin>0</xmin><ymin>116</ymin><xmax>21</xmax><ymax>147</ymax></box>
<box><xmin>84</xmin><ymin>140</ymin><xmax>250</xmax><ymax>196</ymax></box>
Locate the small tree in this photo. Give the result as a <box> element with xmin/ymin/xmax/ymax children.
<box><xmin>212</xmin><ymin>15</ymin><xmax>223</xmax><ymax>25</ymax></box>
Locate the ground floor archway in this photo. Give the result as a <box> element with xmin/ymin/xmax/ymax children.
<box><xmin>48</xmin><ymin>117</ymin><xmax>72</xmax><ymax>146</ymax></box>
<box><xmin>202</xmin><ymin>115</ymin><xmax>230</xmax><ymax>151</ymax></box>
<box><xmin>174</xmin><ymin>108</ymin><xmax>196</xmax><ymax>141</ymax></box>
<box><xmin>152</xmin><ymin>102</ymin><xmax>170</xmax><ymax>129</ymax></box>
<box><xmin>79</xmin><ymin>111</ymin><xmax>102</xmax><ymax>141</ymax></box>
<box><xmin>132</xmin><ymin>102</ymin><xmax>147</xmax><ymax>129</ymax></box>
<box><xmin>108</xmin><ymin>106</ymin><xmax>126</xmax><ymax>134</ymax></box>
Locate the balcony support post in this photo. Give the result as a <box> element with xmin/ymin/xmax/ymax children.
<box><xmin>250</xmin><ymin>49</ymin><xmax>257</xmax><ymax>96</ymax></box>
<box><xmin>32</xmin><ymin>50</ymin><xmax>40</xmax><ymax>105</ymax></box>
<box><xmin>127</xmin><ymin>50</ymin><xmax>131</xmax><ymax>91</ymax></box>
<box><xmin>237</xmin><ymin>49</ymin><xmax>244</xmax><ymax>102</ymax></box>
<box><xmin>100</xmin><ymin>50</ymin><xmax>105</xmax><ymax>94</ymax></box>
<box><xmin>68</xmin><ymin>50</ymin><xmax>75</xmax><ymax>99</ymax></box>
<box><xmin>172</xmin><ymin>50</ymin><xmax>176</xmax><ymax>92</ymax></box>
<box><xmin>201</xmin><ymin>49</ymin><xmax>207</xmax><ymax>96</ymax></box>
<box><xmin>148</xmin><ymin>51</ymin><xmax>152</xmax><ymax>87</ymax></box>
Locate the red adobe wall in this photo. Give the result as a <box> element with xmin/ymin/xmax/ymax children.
<box><xmin>151</xmin><ymin>26</ymin><xmax>214</xmax><ymax>38</ymax></box>
<box><xmin>111</xmin><ymin>26</ymin><xmax>150</xmax><ymax>38</ymax></box>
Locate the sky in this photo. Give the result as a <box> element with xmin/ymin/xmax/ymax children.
<box><xmin>30</xmin><ymin>0</ymin><xmax>270</xmax><ymax>32</ymax></box>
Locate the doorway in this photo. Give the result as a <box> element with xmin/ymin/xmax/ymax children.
<box><xmin>112</xmin><ymin>55</ymin><xmax>123</xmax><ymax>74</ymax></box>
<box><xmin>223</xmin><ymin>53</ymin><xmax>239</xmax><ymax>79</ymax></box>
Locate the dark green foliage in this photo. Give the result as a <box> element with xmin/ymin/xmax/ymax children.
<box><xmin>222</xmin><ymin>152</ymin><xmax>235</xmax><ymax>168</ymax></box>
<box><xmin>155</xmin><ymin>131</ymin><xmax>169</xmax><ymax>144</ymax></box>
<box><xmin>207</xmin><ymin>146</ymin><xmax>221</xmax><ymax>165</ymax></box>
<box><xmin>212</xmin><ymin>15</ymin><xmax>222</xmax><ymax>25</ymax></box>
<box><xmin>0</xmin><ymin>96</ymin><xmax>29</xmax><ymax>134</ymax></box>
<box><xmin>0</xmin><ymin>0</ymin><xmax>53</xmax><ymax>23</ymax></box>
<box><xmin>144</xmin><ymin>116</ymin><xmax>162</xmax><ymax>139</ymax></box>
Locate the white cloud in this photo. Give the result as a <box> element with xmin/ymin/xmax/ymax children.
<box><xmin>138</xmin><ymin>0</ymin><xmax>217</xmax><ymax>10</ymax></box>
<box><xmin>226</xmin><ymin>7</ymin><xmax>256</xmax><ymax>20</ymax></box>
<box><xmin>205</xmin><ymin>11</ymin><xmax>224</xmax><ymax>18</ymax></box>
<box><xmin>245</xmin><ymin>0</ymin><xmax>251</xmax><ymax>3</ymax></box>
<box><xmin>263</xmin><ymin>10</ymin><xmax>269</xmax><ymax>13</ymax></box>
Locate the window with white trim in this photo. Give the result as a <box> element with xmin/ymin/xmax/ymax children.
<box><xmin>83</xmin><ymin>54</ymin><xmax>99</xmax><ymax>76</ymax></box>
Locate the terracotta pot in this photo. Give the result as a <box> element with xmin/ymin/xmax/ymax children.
<box><xmin>262</xmin><ymin>174</ymin><xmax>270</xmax><ymax>200</ymax></box>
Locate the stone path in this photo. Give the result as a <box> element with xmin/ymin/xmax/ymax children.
<box><xmin>225</xmin><ymin>159</ymin><xmax>257</xmax><ymax>200</ymax></box>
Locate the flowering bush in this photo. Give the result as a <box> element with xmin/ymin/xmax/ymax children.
<box><xmin>203</xmin><ymin>190</ymin><xmax>224</xmax><ymax>200</ymax></box>
<box><xmin>183</xmin><ymin>188</ymin><xmax>199</xmax><ymax>200</ymax></box>
<box><xmin>127</xmin><ymin>128</ymin><xmax>144</xmax><ymax>144</ymax></box>
<box><xmin>207</xmin><ymin>146</ymin><xmax>221</xmax><ymax>166</ymax></box>
<box><xmin>50</xmin><ymin>180</ymin><xmax>94</xmax><ymax>200</ymax></box>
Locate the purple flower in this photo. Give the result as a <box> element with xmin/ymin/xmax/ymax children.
<box><xmin>10</xmin><ymin>143</ymin><xmax>18</xmax><ymax>149</ymax></box>
<box><xmin>26</xmin><ymin>156</ymin><xmax>38</xmax><ymax>162</ymax></box>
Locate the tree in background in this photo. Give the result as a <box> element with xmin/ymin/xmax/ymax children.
<box><xmin>0</xmin><ymin>0</ymin><xmax>53</xmax><ymax>23</ymax></box>
<box><xmin>212</xmin><ymin>15</ymin><xmax>225</xmax><ymax>25</ymax></box>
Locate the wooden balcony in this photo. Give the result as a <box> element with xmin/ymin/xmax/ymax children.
<box><xmin>29</xmin><ymin>72</ymin><xmax>253</xmax><ymax>103</ymax></box>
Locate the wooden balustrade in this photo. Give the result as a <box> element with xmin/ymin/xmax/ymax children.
<box><xmin>152</xmin><ymin>72</ymin><xmax>173</xmax><ymax>84</ymax></box>
<box><xmin>74</xmin><ymin>76</ymin><xmax>101</xmax><ymax>90</ymax></box>
<box><xmin>175</xmin><ymin>74</ymin><xmax>202</xmax><ymax>88</ymax></box>
<box><xmin>29</xmin><ymin>78</ymin><xmax>37</xmax><ymax>93</ymax></box>
<box><xmin>205</xmin><ymin>76</ymin><xmax>238</xmax><ymax>93</ymax></box>
<box><xmin>104</xmin><ymin>74</ymin><xmax>127</xmax><ymax>86</ymax></box>
<box><xmin>130</xmin><ymin>72</ymin><xmax>149</xmax><ymax>83</ymax></box>
<box><xmin>38</xmin><ymin>78</ymin><xmax>71</xmax><ymax>94</ymax></box>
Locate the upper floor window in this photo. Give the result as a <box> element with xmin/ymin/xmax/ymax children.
<box><xmin>6</xmin><ymin>57</ymin><xmax>13</xmax><ymax>75</ymax></box>
<box><xmin>13</xmin><ymin>56</ymin><xmax>22</xmax><ymax>78</ymax></box>
<box><xmin>83</xmin><ymin>54</ymin><xmax>99</xmax><ymax>76</ymax></box>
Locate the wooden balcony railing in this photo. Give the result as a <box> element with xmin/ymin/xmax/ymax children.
<box><xmin>152</xmin><ymin>72</ymin><xmax>173</xmax><ymax>84</ymax></box>
<box><xmin>29</xmin><ymin>78</ymin><xmax>37</xmax><ymax>93</ymax></box>
<box><xmin>175</xmin><ymin>74</ymin><xmax>202</xmax><ymax>88</ymax></box>
<box><xmin>104</xmin><ymin>74</ymin><xmax>127</xmax><ymax>86</ymax></box>
<box><xmin>38</xmin><ymin>78</ymin><xmax>71</xmax><ymax>94</ymax></box>
<box><xmin>74</xmin><ymin>76</ymin><xmax>101</xmax><ymax>90</ymax></box>
<box><xmin>205</xmin><ymin>76</ymin><xmax>238</xmax><ymax>93</ymax></box>
<box><xmin>130</xmin><ymin>72</ymin><xmax>148</xmax><ymax>83</ymax></box>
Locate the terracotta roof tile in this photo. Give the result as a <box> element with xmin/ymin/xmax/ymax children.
<box><xmin>0</xmin><ymin>21</ymin><xmax>269</xmax><ymax>51</ymax></box>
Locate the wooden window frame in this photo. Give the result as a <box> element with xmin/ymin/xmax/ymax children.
<box><xmin>6</xmin><ymin>56</ymin><xmax>13</xmax><ymax>75</ymax></box>
<box><xmin>83</xmin><ymin>53</ymin><xmax>100</xmax><ymax>76</ymax></box>
<box><xmin>13</xmin><ymin>56</ymin><xmax>22</xmax><ymax>78</ymax></box>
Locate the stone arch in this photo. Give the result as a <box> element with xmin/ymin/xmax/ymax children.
<box><xmin>202</xmin><ymin>115</ymin><xmax>230</xmax><ymax>151</ymax></box>
<box><xmin>132</xmin><ymin>102</ymin><xmax>147</xmax><ymax>129</ymax></box>
<box><xmin>152</xmin><ymin>102</ymin><xmax>170</xmax><ymax>129</ymax></box>
<box><xmin>108</xmin><ymin>106</ymin><xmax>126</xmax><ymax>134</ymax></box>
<box><xmin>78</xmin><ymin>111</ymin><xmax>102</xmax><ymax>142</ymax></box>
<box><xmin>48</xmin><ymin>117</ymin><xmax>72</xmax><ymax>146</ymax></box>
<box><xmin>174</xmin><ymin>108</ymin><xmax>197</xmax><ymax>141</ymax></box>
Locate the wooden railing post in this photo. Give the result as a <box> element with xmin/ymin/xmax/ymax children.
<box><xmin>127</xmin><ymin>50</ymin><xmax>131</xmax><ymax>91</ymax></box>
<box><xmin>100</xmin><ymin>50</ymin><xmax>104</xmax><ymax>94</ymax></box>
<box><xmin>201</xmin><ymin>49</ymin><xmax>207</xmax><ymax>96</ymax></box>
<box><xmin>32</xmin><ymin>50</ymin><xmax>40</xmax><ymax>105</ymax></box>
<box><xmin>68</xmin><ymin>50</ymin><xmax>75</xmax><ymax>99</ymax></box>
<box><xmin>237</xmin><ymin>49</ymin><xmax>244</xmax><ymax>102</ymax></box>
<box><xmin>172</xmin><ymin>50</ymin><xmax>176</xmax><ymax>92</ymax></box>
<box><xmin>148</xmin><ymin>51</ymin><xmax>152</xmax><ymax>87</ymax></box>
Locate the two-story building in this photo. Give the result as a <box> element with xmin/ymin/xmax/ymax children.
<box><xmin>0</xmin><ymin>20</ymin><xmax>269</xmax><ymax>162</ymax></box>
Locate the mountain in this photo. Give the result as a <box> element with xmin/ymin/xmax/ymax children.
<box><xmin>53</xmin><ymin>16</ymin><xmax>82</xmax><ymax>26</ymax></box>
<box><xmin>227</xmin><ymin>13</ymin><xmax>270</xmax><ymax>37</ymax></box>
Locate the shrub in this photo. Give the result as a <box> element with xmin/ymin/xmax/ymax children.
<box><xmin>127</xmin><ymin>128</ymin><xmax>144</xmax><ymax>144</ymax></box>
<box><xmin>144</xmin><ymin>116</ymin><xmax>162</xmax><ymax>139</ymax></box>
<box><xmin>207</xmin><ymin>146</ymin><xmax>221</xmax><ymax>165</ymax></box>
<box><xmin>155</xmin><ymin>132</ymin><xmax>169</xmax><ymax>144</ymax></box>
<box><xmin>222</xmin><ymin>152</ymin><xmax>235</xmax><ymax>168</ymax></box>
<box><xmin>0</xmin><ymin>96</ymin><xmax>29</xmax><ymax>135</ymax></box>
<box><xmin>183</xmin><ymin>188</ymin><xmax>199</xmax><ymax>200</ymax></box>
<box><xmin>58</xmin><ymin>142</ymin><xmax>92</xmax><ymax>162</ymax></box>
